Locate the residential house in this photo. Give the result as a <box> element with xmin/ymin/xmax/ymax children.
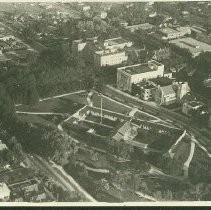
<box><xmin>154</xmin><ymin>85</ymin><xmax>177</xmax><ymax>106</ymax></box>
<box><xmin>182</xmin><ymin>101</ymin><xmax>204</xmax><ymax>116</ymax></box>
<box><xmin>100</xmin><ymin>11</ymin><xmax>107</xmax><ymax>19</ymax></box>
<box><xmin>0</xmin><ymin>183</ymin><xmax>10</xmax><ymax>201</ymax></box>
<box><xmin>0</xmin><ymin>140</ymin><xmax>7</xmax><ymax>151</ymax></box>
<box><xmin>152</xmin><ymin>48</ymin><xmax>170</xmax><ymax>61</ymax></box>
<box><xmin>174</xmin><ymin>82</ymin><xmax>191</xmax><ymax>101</ymax></box>
<box><xmin>132</xmin><ymin>81</ymin><xmax>156</xmax><ymax>101</ymax></box>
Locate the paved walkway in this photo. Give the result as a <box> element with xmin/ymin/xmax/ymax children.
<box><xmin>15</xmin><ymin>90</ymin><xmax>86</xmax><ymax>107</ymax></box>
<box><xmin>16</xmin><ymin>111</ymin><xmax>66</xmax><ymax>116</ymax></box>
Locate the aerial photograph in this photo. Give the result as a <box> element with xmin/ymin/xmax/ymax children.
<box><xmin>0</xmin><ymin>1</ymin><xmax>210</xmax><ymax>204</ymax></box>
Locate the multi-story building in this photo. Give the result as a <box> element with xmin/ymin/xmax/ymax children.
<box><xmin>125</xmin><ymin>23</ymin><xmax>155</xmax><ymax>32</ymax></box>
<box><xmin>182</xmin><ymin>101</ymin><xmax>204</xmax><ymax>116</ymax></box>
<box><xmin>104</xmin><ymin>37</ymin><xmax>133</xmax><ymax>50</ymax></box>
<box><xmin>154</xmin><ymin>85</ymin><xmax>177</xmax><ymax>106</ymax></box>
<box><xmin>117</xmin><ymin>60</ymin><xmax>164</xmax><ymax>92</ymax></box>
<box><xmin>169</xmin><ymin>37</ymin><xmax>211</xmax><ymax>57</ymax></box>
<box><xmin>159</xmin><ymin>27</ymin><xmax>191</xmax><ymax>40</ymax></box>
<box><xmin>94</xmin><ymin>48</ymin><xmax>128</xmax><ymax>67</ymax></box>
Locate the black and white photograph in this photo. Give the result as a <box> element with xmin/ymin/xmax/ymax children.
<box><xmin>0</xmin><ymin>0</ymin><xmax>210</xmax><ymax>205</ymax></box>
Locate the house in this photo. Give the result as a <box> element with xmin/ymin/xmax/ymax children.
<box><xmin>132</xmin><ymin>81</ymin><xmax>156</xmax><ymax>101</ymax></box>
<box><xmin>163</xmin><ymin>69</ymin><xmax>173</xmax><ymax>79</ymax></box>
<box><xmin>100</xmin><ymin>11</ymin><xmax>107</xmax><ymax>19</ymax></box>
<box><xmin>94</xmin><ymin>48</ymin><xmax>128</xmax><ymax>68</ymax></box>
<box><xmin>174</xmin><ymin>82</ymin><xmax>190</xmax><ymax>101</ymax></box>
<box><xmin>117</xmin><ymin>60</ymin><xmax>164</xmax><ymax>92</ymax></box>
<box><xmin>152</xmin><ymin>48</ymin><xmax>170</xmax><ymax>61</ymax></box>
<box><xmin>0</xmin><ymin>183</ymin><xmax>10</xmax><ymax>201</ymax></box>
<box><xmin>154</xmin><ymin>85</ymin><xmax>177</xmax><ymax>106</ymax></box>
<box><xmin>182</xmin><ymin>101</ymin><xmax>204</xmax><ymax>116</ymax></box>
<box><xmin>0</xmin><ymin>140</ymin><xmax>7</xmax><ymax>151</ymax></box>
<box><xmin>120</xmin><ymin>20</ymin><xmax>129</xmax><ymax>27</ymax></box>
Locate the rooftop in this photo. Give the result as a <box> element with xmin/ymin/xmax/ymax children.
<box><xmin>159</xmin><ymin>27</ymin><xmax>178</xmax><ymax>35</ymax></box>
<box><xmin>118</xmin><ymin>63</ymin><xmax>153</xmax><ymax>75</ymax></box>
<box><xmin>187</xmin><ymin>100</ymin><xmax>204</xmax><ymax>108</ymax></box>
<box><xmin>150</xmin><ymin>77</ymin><xmax>172</xmax><ymax>86</ymax></box>
<box><xmin>94</xmin><ymin>48</ymin><xmax>125</xmax><ymax>56</ymax></box>
<box><xmin>169</xmin><ymin>37</ymin><xmax>211</xmax><ymax>55</ymax></box>
<box><xmin>134</xmin><ymin>81</ymin><xmax>156</xmax><ymax>89</ymax></box>
<box><xmin>118</xmin><ymin>60</ymin><xmax>163</xmax><ymax>75</ymax></box>
<box><xmin>125</xmin><ymin>23</ymin><xmax>154</xmax><ymax>30</ymax></box>
<box><xmin>105</xmin><ymin>37</ymin><xmax>130</xmax><ymax>46</ymax></box>
<box><xmin>160</xmin><ymin>85</ymin><xmax>176</xmax><ymax>96</ymax></box>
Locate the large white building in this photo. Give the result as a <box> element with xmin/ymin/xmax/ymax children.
<box><xmin>159</xmin><ymin>27</ymin><xmax>191</xmax><ymax>40</ymax></box>
<box><xmin>117</xmin><ymin>60</ymin><xmax>164</xmax><ymax>92</ymax></box>
<box><xmin>125</xmin><ymin>23</ymin><xmax>155</xmax><ymax>32</ymax></box>
<box><xmin>169</xmin><ymin>37</ymin><xmax>211</xmax><ymax>57</ymax></box>
<box><xmin>104</xmin><ymin>37</ymin><xmax>133</xmax><ymax>50</ymax></box>
<box><xmin>94</xmin><ymin>49</ymin><xmax>128</xmax><ymax>67</ymax></box>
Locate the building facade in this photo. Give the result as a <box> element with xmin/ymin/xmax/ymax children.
<box><xmin>94</xmin><ymin>49</ymin><xmax>128</xmax><ymax>67</ymax></box>
<box><xmin>159</xmin><ymin>27</ymin><xmax>191</xmax><ymax>40</ymax></box>
<box><xmin>72</xmin><ymin>39</ymin><xmax>87</xmax><ymax>56</ymax></box>
<box><xmin>117</xmin><ymin>60</ymin><xmax>164</xmax><ymax>92</ymax></box>
<box><xmin>104</xmin><ymin>37</ymin><xmax>133</xmax><ymax>50</ymax></box>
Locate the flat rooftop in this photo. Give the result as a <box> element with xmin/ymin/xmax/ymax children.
<box><xmin>118</xmin><ymin>60</ymin><xmax>163</xmax><ymax>75</ymax></box>
<box><xmin>169</xmin><ymin>37</ymin><xmax>211</xmax><ymax>55</ymax></box>
<box><xmin>125</xmin><ymin>23</ymin><xmax>154</xmax><ymax>30</ymax></box>
<box><xmin>118</xmin><ymin>63</ymin><xmax>153</xmax><ymax>75</ymax></box>
<box><xmin>95</xmin><ymin>49</ymin><xmax>125</xmax><ymax>56</ymax></box>
<box><xmin>187</xmin><ymin>100</ymin><xmax>204</xmax><ymax>107</ymax></box>
<box><xmin>159</xmin><ymin>27</ymin><xmax>178</xmax><ymax>35</ymax></box>
<box><xmin>105</xmin><ymin>37</ymin><xmax>129</xmax><ymax>46</ymax></box>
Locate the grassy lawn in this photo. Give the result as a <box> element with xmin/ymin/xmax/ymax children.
<box><xmin>17</xmin><ymin>114</ymin><xmax>58</xmax><ymax>129</ymax></box>
<box><xmin>16</xmin><ymin>96</ymin><xmax>84</xmax><ymax>114</ymax></box>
